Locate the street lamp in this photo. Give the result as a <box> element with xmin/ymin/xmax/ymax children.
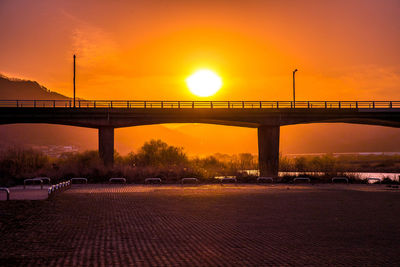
<box><xmin>73</xmin><ymin>54</ymin><xmax>76</xmax><ymax>108</ymax></box>
<box><xmin>293</xmin><ymin>69</ymin><xmax>298</xmax><ymax>108</ymax></box>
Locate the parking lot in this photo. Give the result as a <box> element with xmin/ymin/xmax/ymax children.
<box><xmin>0</xmin><ymin>184</ymin><xmax>399</xmax><ymax>266</ymax></box>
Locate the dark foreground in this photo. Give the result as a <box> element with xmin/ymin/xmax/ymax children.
<box><xmin>0</xmin><ymin>184</ymin><xmax>399</xmax><ymax>266</ymax></box>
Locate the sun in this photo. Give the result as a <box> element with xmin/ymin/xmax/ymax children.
<box><xmin>186</xmin><ymin>69</ymin><xmax>222</xmax><ymax>97</ymax></box>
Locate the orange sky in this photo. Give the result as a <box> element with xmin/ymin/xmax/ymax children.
<box><xmin>1</xmin><ymin>0</ymin><xmax>400</xmax><ymax>155</ymax></box>
<box><xmin>1</xmin><ymin>0</ymin><xmax>400</xmax><ymax>101</ymax></box>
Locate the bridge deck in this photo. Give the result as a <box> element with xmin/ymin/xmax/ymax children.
<box><xmin>1</xmin><ymin>102</ymin><xmax>400</xmax><ymax>128</ymax></box>
<box><xmin>1</xmin><ymin>100</ymin><xmax>400</xmax><ymax>109</ymax></box>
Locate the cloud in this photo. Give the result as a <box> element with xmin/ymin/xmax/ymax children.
<box><xmin>71</xmin><ymin>26</ymin><xmax>119</xmax><ymax>68</ymax></box>
<box><xmin>337</xmin><ymin>65</ymin><xmax>400</xmax><ymax>98</ymax></box>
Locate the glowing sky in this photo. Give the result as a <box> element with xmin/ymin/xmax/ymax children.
<box><xmin>1</xmin><ymin>0</ymin><xmax>399</xmax><ymax>101</ymax></box>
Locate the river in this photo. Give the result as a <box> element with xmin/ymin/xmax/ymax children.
<box><xmin>243</xmin><ymin>170</ymin><xmax>400</xmax><ymax>181</ymax></box>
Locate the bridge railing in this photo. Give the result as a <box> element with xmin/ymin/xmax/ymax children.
<box><xmin>0</xmin><ymin>100</ymin><xmax>399</xmax><ymax>109</ymax></box>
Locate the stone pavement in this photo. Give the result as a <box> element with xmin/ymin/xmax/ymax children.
<box><xmin>0</xmin><ymin>184</ymin><xmax>399</xmax><ymax>266</ymax></box>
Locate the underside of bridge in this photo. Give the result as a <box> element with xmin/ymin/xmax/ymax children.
<box><xmin>96</xmin><ymin>124</ymin><xmax>281</xmax><ymax>177</ymax></box>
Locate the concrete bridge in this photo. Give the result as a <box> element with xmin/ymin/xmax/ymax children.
<box><xmin>1</xmin><ymin>100</ymin><xmax>400</xmax><ymax>176</ymax></box>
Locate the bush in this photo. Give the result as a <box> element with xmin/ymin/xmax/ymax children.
<box><xmin>0</xmin><ymin>148</ymin><xmax>50</xmax><ymax>186</ymax></box>
<box><xmin>132</xmin><ymin>139</ymin><xmax>188</xmax><ymax>167</ymax></box>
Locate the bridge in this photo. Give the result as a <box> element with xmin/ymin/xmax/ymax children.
<box><xmin>1</xmin><ymin>99</ymin><xmax>400</xmax><ymax>176</ymax></box>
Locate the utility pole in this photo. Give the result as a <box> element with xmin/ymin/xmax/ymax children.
<box><xmin>73</xmin><ymin>54</ymin><xmax>76</xmax><ymax>108</ymax></box>
<box><xmin>293</xmin><ymin>69</ymin><xmax>298</xmax><ymax>108</ymax></box>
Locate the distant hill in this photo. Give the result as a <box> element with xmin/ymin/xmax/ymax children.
<box><xmin>1</xmin><ymin>74</ymin><xmax>400</xmax><ymax>156</ymax></box>
<box><xmin>0</xmin><ymin>74</ymin><xmax>68</xmax><ymax>100</ymax></box>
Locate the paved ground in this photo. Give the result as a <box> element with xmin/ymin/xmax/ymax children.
<box><xmin>0</xmin><ymin>184</ymin><xmax>399</xmax><ymax>266</ymax></box>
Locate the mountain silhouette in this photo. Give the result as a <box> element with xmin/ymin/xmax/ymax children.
<box><xmin>0</xmin><ymin>74</ymin><xmax>68</xmax><ymax>100</ymax></box>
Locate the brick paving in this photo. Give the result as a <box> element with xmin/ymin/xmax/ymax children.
<box><xmin>0</xmin><ymin>184</ymin><xmax>399</xmax><ymax>266</ymax></box>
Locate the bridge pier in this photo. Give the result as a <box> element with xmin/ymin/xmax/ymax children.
<box><xmin>98</xmin><ymin>127</ymin><xmax>114</xmax><ymax>167</ymax></box>
<box><xmin>258</xmin><ymin>125</ymin><xmax>280</xmax><ymax>177</ymax></box>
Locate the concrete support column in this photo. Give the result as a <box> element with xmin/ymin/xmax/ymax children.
<box><xmin>98</xmin><ymin>126</ymin><xmax>114</xmax><ymax>167</ymax></box>
<box><xmin>258</xmin><ymin>125</ymin><xmax>280</xmax><ymax>177</ymax></box>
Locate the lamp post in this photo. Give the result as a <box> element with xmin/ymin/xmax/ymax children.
<box><xmin>73</xmin><ymin>54</ymin><xmax>76</xmax><ymax>108</ymax></box>
<box><xmin>293</xmin><ymin>69</ymin><xmax>298</xmax><ymax>108</ymax></box>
